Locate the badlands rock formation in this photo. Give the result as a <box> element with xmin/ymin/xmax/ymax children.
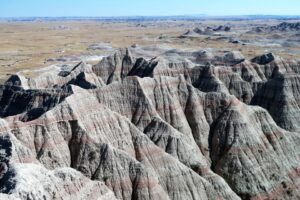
<box><xmin>1</xmin><ymin>47</ymin><xmax>300</xmax><ymax>200</ymax></box>
<box><xmin>251</xmin><ymin>22</ymin><xmax>300</xmax><ymax>33</ymax></box>
<box><xmin>180</xmin><ymin>25</ymin><xmax>231</xmax><ymax>38</ymax></box>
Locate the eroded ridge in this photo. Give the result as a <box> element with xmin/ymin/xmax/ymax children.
<box><xmin>1</xmin><ymin>47</ymin><xmax>300</xmax><ymax>200</ymax></box>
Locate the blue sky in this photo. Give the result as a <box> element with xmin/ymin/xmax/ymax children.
<box><xmin>1</xmin><ymin>0</ymin><xmax>300</xmax><ymax>17</ymax></box>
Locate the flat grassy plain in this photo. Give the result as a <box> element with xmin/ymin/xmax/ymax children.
<box><xmin>1</xmin><ymin>20</ymin><xmax>299</xmax><ymax>83</ymax></box>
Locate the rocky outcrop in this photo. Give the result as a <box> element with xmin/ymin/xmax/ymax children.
<box><xmin>179</xmin><ymin>29</ymin><xmax>202</xmax><ymax>38</ymax></box>
<box><xmin>180</xmin><ymin>25</ymin><xmax>231</xmax><ymax>38</ymax></box>
<box><xmin>0</xmin><ymin>86</ymin><xmax>71</xmax><ymax>121</ymax></box>
<box><xmin>127</xmin><ymin>57</ymin><xmax>158</xmax><ymax>78</ymax></box>
<box><xmin>213</xmin><ymin>25</ymin><xmax>231</xmax><ymax>32</ymax></box>
<box><xmin>103</xmin><ymin>49</ymin><xmax>300</xmax><ymax>132</ymax></box>
<box><xmin>250</xmin><ymin>22</ymin><xmax>300</xmax><ymax>33</ymax></box>
<box><xmin>223</xmin><ymin>51</ymin><xmax>245</xmax><ymax>65</ymax></box>
<box><xmin>92</xmin><ymin>48</ymin><xmax>135</xmax><ymax>84</ymax></box>
<box><xmin>1</xmin><ymin>47</ymin><xmax>300</xmax><ymax>199</ymax></box>
<box><xmin>251</xmin><ymin>72</ymin><xmax>300</xmax><ymax>131</ymax></box>
<box><xmin>251</xmin><ymin>53</ymin><xmax>276</xmax><ymax>65</ymax></box>
<box><xmin>268</xmin><ymin>22</ymin><xmax>300</xmax><ymax>32</ymax></box>
<box><xmin>1</xmin><ymin>163</ymin><xmax>117</xmax><ymax>200</ymax></box>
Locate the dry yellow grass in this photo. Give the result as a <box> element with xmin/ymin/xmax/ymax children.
<box><xmin>0</xmin><ymin>20</ymin><xmax>299</xmax><ymax>83</ymax></box>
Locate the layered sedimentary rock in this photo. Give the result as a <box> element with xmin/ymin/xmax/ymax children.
<box><xmin>180</xmin><ymin>25</ymin><xmax>231</xmax><ymax>38</ymax></box>
<box><xmin>93</xmin><ymin>48</ymin><xmax>300</xmax><ymax>132</ymax></box>
<box><xmin>1</xmin><ymin>47</ymin><xmax>300</xmax><ymax>200</ymax></box>
<box><xmin>251</xmin><ymin>22</ymin><xmax>300</xmax><ymax>33</ymax></box>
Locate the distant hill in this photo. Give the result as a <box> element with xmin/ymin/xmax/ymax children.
<box><xmin>1</xmin><ymin>15</ymin><xmax>300</xmax><ymax>22</ymax></box>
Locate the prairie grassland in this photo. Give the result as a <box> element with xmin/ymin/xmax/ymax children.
<box><xmin>0</xmin><ymin>20</ymin><xmax>299</xmax><ymax>83</ymax></box>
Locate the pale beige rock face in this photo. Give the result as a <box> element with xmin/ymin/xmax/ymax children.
<box><xmin>5</xmin><ymin>164</ymin><xmax>117</xmax><ymax>200</ymax></box>
<box><xmin>1</xmin><ymin>48</ymin><xmax>300</xmax><ymax>200</ymax></box>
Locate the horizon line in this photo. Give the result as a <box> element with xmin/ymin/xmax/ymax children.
<box><xmin>2</xmin><ymin>14</ymin><xmax>300</xmax><ymax>19</ymax></box>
